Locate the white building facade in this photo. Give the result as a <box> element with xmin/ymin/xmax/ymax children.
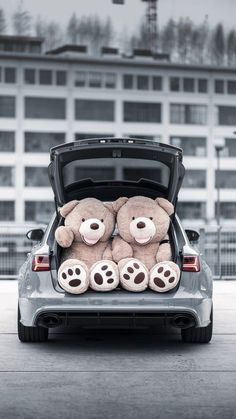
<box><xmin>0</xmin><ymin>37</ymin><xmax>236</xmax><ymax>226</ymax></box>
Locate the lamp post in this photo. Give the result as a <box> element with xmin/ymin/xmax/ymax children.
<box><xmin>215</xmin><ymin>138</ymin><xmax>225</xmax><ymax>279</ymax></box>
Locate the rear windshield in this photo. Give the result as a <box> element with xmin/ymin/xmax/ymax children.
<box><xmin>63</xmin><ymin>158</ymin><xmax>170</xmax><ymax>188</ymax></box>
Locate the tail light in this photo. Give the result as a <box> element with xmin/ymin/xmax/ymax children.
<box><xmin>182</xmin><ymin>255</ymin><xmax>200</xmax><ymax>272</ymax></box>
<box><xmin>32</xmin><ymin>255</ymin><xmax>50</xmax><ymax>271</ymax></box>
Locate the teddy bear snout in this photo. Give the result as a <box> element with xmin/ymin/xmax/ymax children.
<box><xmin>137</xmin><ymin>221</ymin><xmax>146</xmax><ymax>229</ymax></box>
<box><xmin>90</xmin><ymin>222</ymin><xmax>99</xmax><ymax>230</ymax></box>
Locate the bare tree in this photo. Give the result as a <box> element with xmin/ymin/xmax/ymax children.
<box><xmin>227</xmin><ymin>29</ymin><xmax>236</xmax><ymax>66</ymax></box>
<box><xmin>211</xmin><ymin>23</ymin><xmax>225</xmax><ymax>66</ymax></box>
<box><xmin>161</xmin><ymin>18</ymin><xmax>176</xmax><ymax>57</ymax></box>
<box><xmin>44</xmin><ymin>22</ymin><xmax>63</xmax><ymax>51</ymax></box>
<box><xmin>35</xmin><ymin>16</ymin><xmax>45</xmax><ymax>38</ymax></box>
<box><xmin>177</xmin><ymin>18</ymin><xmax>194</xmax><ymax>63</ymax></box>
<box><xmin>12</xmin><ymin>1</ymin><xmax>31</xmax><ymax>35</ymax></box>
<box><xmin>0</xmin><ymin>8</ymin><xmax>7</xmax><ymax>33</ymax></box>
<box><xmin>67</xmin><ymin>13</ymin><xmax>79</xmax><ymax>44</ymax></box>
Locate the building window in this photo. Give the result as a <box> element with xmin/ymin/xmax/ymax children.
<box><xmin>215</xmin><ymin>79</ymin><xmax>224</xmax><ymax>94</ymax></box>
<box><xmin>198</xmin><ymin>79</ymin><xmax>208</xmax><ymax>93</ymax></box>
<box><xmin>218</xmin><ymin>106</ymin><xmax>236</xmax><ymax>126</ymax></box>
<box><xmin>105</xmin><ymin>73</ymin><xmax>116</xmax><ymax>88</ymax></box>
<box><xmin>123</xmin><ymin>74</ymin><xmax>134</xmax><ymax>89</ymax></box>
<box><xmin>152</xmin><ymin>76</ymin><xmax>162</xmax><ymax>91</ymax></box>
<box><xmin>56</xmin><ymin>71</ymin><xmax>67</xmax><ymax>86</ymax></box>
<box><xmin>75</xmin><ymin>99</ymin><xmax>114</xmax><ymax>121</ymax></box>
<box><xmin>75</xmin><ymin>71</ymin><xmax>86</xmax><ymax>87</ymax></box>
<box><xmin>25</xmin><ymin>201</ymin><xmax>54</xmax><ymax>223</ymax></box>
<box><xmin>183</xmin><ymin>78</ymin><xmax>194</xmax><ymax>92</ymax></box>
<box><xmin>25</xmin><ymin>97</ymin><xmax>66</xmax><ymax>119</ymax></box>
<box><xmin>25</xmin><ymin>132</ymin><xmax>65</xmax><ymax>152</ymax></box>
<box><xmin>170</xmin><ymin>104</ymin><xmax>207</xmax><ymax>125</ymax></box>
<box><xmin>0</xmin><ymin>96</ymin><xmax>15</xmax><ymax>118</ymax></box>
<box><xmin>24</xmin><ymin>68</ymin><xmax>36</xmax><ymax>84</ymax></box>
<box><xmin>170</xmin><ymin>77</ymin><xmax>180</xmax><ymax>92</ymax></box>
<box><xmin>89</xmin><ymin>72</ymin><xmax>102</xmax><ymax>88</ymax></box>
<box><xmin>182</xmin><ymin>170</ymin><xmax>206</xmax><ymax>188</ymax></box>
<box><xmin>215</xmin><ymin>170</ymin><xmax>236</xmax><ymax>188</ymax></box>
<box><xmin>137</xmin><ymin>75</ymin><xmax>149</xmax><ymax>90</ymax></box>
<box><xmin>217</xmin><ymin>202</ymin><xmax>236</xmax><ymax>219</ymax></box>
<box><xmin>227</xmin><ymin>80</ymin><xmax>236</xmax><ymax>94</ymax></box>
<box><xmin>123</xmin><ymin>102</ymin><xmax>161</xmax><ymax>123</ymax></box>
<box><xmin>25</xmin><ymin>167</ymin><xmax>50</xmax><ymax>187</ymax></box>
<box><xmin>75</xmin><ymin>133</ymin><xmax>114</xmax><ymax>140</ymax></box>
<box><xmin>0</xmin><ymin>131</ymin><xmax>15</xmax><ymax>152</ymax></box>
<box><xmin>0</xmin><ymin>167</ymin><xmax>14</xmax><ymax>186</ymax></box>
<box><xmin>177</xmin><ymin>202</ymin><xmax>206</xmax><ymax>219</ymax></box>
<box><xmin>219</xmin><ymin>138</ymin><xmax>236</xmax><ymax>157</ymax></box>
<box><xmin>170</xmin><ymin>136</ymin><xmax>206</xmax><ymax>157</ymax></box>
<box><xmin>39</xmin><ymin>69</ymin><xmax>52</xmax><ymax>85</ymax></box>
<box><xmin>0</xmin><ymin>201</ymin><xmax>14</xmax><ymax>221</ymax></box>
<box><xmin>4</xmin><ymin>67</ymin><xmax>16</xmax><ymax>83</ymax></box>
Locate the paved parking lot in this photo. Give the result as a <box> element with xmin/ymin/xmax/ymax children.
<box><xmin>0</xmin><ymin>280</ymin><xmax>236</xmax><ymax>419</ymax></box>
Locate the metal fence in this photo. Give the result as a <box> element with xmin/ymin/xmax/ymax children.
<box><xmin>0</xmin><ymin>224</ymin><xmax>236</xmax><ymax>280</ymax></box>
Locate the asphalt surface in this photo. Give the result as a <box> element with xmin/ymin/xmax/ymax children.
<box><xmin>0</xmin><ymin>280</ymin><xmax>236</xmax><ymax>419</ymax></box>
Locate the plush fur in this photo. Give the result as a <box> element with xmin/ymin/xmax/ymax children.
<box><xmin>112</xmin><ymin>196</ymin><xmax>180</xmax><ymax>292</ymax></box>
<box><xmin>55</xmin><ymin>198</ymin><xmax>119</xmax><ymax>294</ymax></box>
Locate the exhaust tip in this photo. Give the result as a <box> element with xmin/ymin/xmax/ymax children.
<box><xmin>38</xmin><ymin>313</ymin><xmax>62</xmax><ymax>329</ymax></box>
<box><xmin>172</xmin><ymin>315</ymin><xmax>195</xmax><ymax>329</ymax></box>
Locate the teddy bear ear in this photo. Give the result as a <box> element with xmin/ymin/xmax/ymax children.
<box><xmin>59</xmin><ymin>200</ymin><xmax>79</xmax><ymax>218</ymax></box>
<box><xmin>155</xmin><ymin>197</ymin><xmax>174</xmax><ymax>216</ymax></box>
<box><xmin>111</xmin><ymin>197</ymin><xmax>129</xmax><ymax>213</ymax></box>
<box><xmin>104</xmin><ymin>202</ymin><xmax>116</xmax><ymax>215</ymax></box>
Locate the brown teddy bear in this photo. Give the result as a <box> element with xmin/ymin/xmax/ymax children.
<box><xmin>112</xmin><ymin>196</ymin><xmax>180</xmax><ymax>293</ymax></box>
<box><xmin>55</xmin><ymin>198</ymin><xmax>119</xmax><ymax>294</ymax></box>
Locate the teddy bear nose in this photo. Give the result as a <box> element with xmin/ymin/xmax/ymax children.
<box><xmin>137</xmin><ymin>221</ymin><xmax>146</xmax><ymax>229</ymax></box>
<box><xmin>90</xmin><ymin>223</ymin><xmax>99</xmax><ymax>230</ymax></box>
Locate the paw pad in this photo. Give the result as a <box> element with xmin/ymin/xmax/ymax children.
<box><xmin>120</xmin><ymin>260</ymin><xmax>148</xmax><ymax>292</ymax></box>
<box><xmin>90</xmin><ymin>262</ymin><xmax>118</xmax><ymax>291</ymax></box>
<box><xmin>149</xmin><ymin>263</ymin><xmax>180</xmax><ymax>293</ymax></box>
<box><xmin>58</xmin><ymin>264</ymin><xmax>88</xmax><ymax>294</ymax></box>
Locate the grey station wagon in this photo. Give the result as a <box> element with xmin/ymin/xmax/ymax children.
<box><xmin>18</xmin><ymin>138</ymin><xmax>213</xmax><ymax>343</ymax></box>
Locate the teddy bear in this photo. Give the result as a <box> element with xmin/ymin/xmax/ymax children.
<box><xmin>111</xmin><ymin>196</ymin><xmax>180</xmax><ymax>293</ymax></box>
<box><xmin>55</xmin><ymin>198</ymin><xmax>119</xmax><ymax>294</ymax></box>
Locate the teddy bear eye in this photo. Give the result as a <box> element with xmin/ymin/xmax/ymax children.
<box><xmin>82</xmin><ymin>218</ymin><xmax>85</xmax><ymax>222</ymax></box>
<box><xmin>150</xmin><ymin>217</ymin><xmax>153</xmax><ymax>220</ymax></box>
<box><xmin>132</xmin><ymin>217</ymin><xmax>135</xmax><ymax>220</ymax></box>
<box><xmin>101</xmin><ymin>219</ymin><xmax>104</xmax><ymax>222</ymax></box>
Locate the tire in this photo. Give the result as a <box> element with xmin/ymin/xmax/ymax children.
<box><xmin>18</xmin><ymin>306</ymin><xmax>48</xmax><ymax>343</ymax></box>
<box><xmin>181</xmin><ymin>308</ymin><xmax>213</xmax><ymax>343</ymax></box>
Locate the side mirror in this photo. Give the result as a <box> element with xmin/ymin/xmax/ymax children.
<box><xmin>26</xmin><ymin>229</ymin><xmax>44</xmax><ymax>242</ymax></box>
<box><xmin>185</xmin><ymin>229</ymin><xmax>200</xmax><ymax>243</ymax></box>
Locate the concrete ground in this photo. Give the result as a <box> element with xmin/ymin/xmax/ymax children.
<box><xmin>0</xmin><ymin>281</ymin><xmax>236</xmax><ymax>419</ymax></box>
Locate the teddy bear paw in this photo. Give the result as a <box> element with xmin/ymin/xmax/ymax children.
<box><xmin>120</xmin><ymin>259</ymin><xmax>149</xmax><ymax>292</ymax></box>
<box><xmin>90</xmin><ymin>261</ymin><xmax>119</xmax><ymax>292</ymax></box>
<box><xmin>58</xmin><ymin>264</ymin><xmax>89</xmax><ymax>294</ymax></box>
<box><xmin>149</xmin><ymin>262</ymin><xmax>180</xmax><ymax>293</ymax></box>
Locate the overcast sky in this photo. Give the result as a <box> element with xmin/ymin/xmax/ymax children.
<box><xmin>2</xmin><ymin>0</ymin><xmax>236</xmax><ymax>35</ymax></box>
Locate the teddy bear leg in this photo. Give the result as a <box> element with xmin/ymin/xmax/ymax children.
<box><xmin>58</xmin><ymin>259</ymin><xmax>89</xmax><ymax>294</ymax></box>
<box><xmin>119</xmin><ymin>258</ymin><xmax>149</xmax><ymax>292</ymax></box>
<box><xmin>149</xmin><ymin>261</ymin><xmax>180</xmax><ymax>293</ymax></box>
<box><xmin>90</xmin><ymin>260</ymin><xmax>119</xmax><ymax>291</ymax></box>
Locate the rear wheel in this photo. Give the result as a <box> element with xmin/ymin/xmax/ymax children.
<box><xmin>18</xmin><ymin>306</ymin><xmax>48</xmax><ymax>342</ymax></box>
<box><xmin>181</xmin><ymin>308</ymin><xmax>213</xmax><ymax>343</ymax></box>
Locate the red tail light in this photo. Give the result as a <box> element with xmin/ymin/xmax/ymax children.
<box><xmin>182</xmin><ymin>255</ymin><xmax>200</xmax><ymax>272</ymax></box>
<box><xmin>32</xmin><ymin>255</ymin><xmax>50</xmax><ymax>271</ymax></box>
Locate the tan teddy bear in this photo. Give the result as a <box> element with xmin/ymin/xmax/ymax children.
<box><xmin>112</xmin><ymin>196</ymin><xmax>180</xmax><ymax>293</ymax></box>
<box><xmin>55</xmin><ymin>198</ymin><xmax>119</xmax><ymax>294</ymax></box>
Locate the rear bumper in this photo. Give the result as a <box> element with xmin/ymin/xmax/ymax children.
<box><xmin>19</xmin><ymin>288</ymin><xmax>212</xmax><ymax>328</ymax></box>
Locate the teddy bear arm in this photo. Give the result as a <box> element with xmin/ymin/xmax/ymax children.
<box><xmin>55</xmin><ymin>226</ymin><xmax>74</xmax><ymax>248</ymax></box>
<box><xmin>112</xmin><ymin>236</ymin><xmax>133</xmax><ymax>263</ymax></box>
<box><xmin>102</xmin><ymin>242</ymin><xmax>113</xmax><ymax>260</ymax></box>
<box><xmin>156</xmin><ymin>235</ymin><xmax>172</xmax><ymax>263</ymax></box>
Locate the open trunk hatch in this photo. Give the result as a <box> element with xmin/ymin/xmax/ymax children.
<box><xmin>48</xmin><ymin>138</ymin><xmax>185</xmax><ymax>208</ymax></box>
